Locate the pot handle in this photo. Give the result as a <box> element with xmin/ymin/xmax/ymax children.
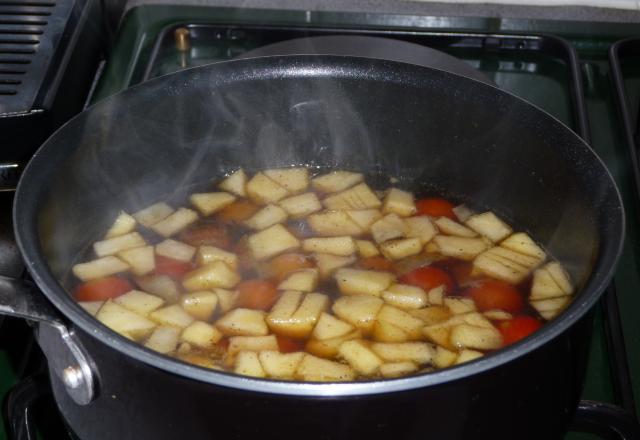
<box><xmin>572</xmin><ymin>400</ymin><xmax>640</xmax><ymax>440</ymax></box>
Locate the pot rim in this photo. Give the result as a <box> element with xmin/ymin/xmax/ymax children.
<box><xmin>13</xmin><ymin>55</ymin><xmax>626</xmax><ymax>397</ymax></box>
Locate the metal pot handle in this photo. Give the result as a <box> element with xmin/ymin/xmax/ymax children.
<box><xmin>0</xmin><ymin>276</ymin><xmax>97</xmax><ymax>405</ymax></box>
<box><xmin>573</xmin><ymin>400</ymin><xmax>640</xmax><ymax>440</ymax></box>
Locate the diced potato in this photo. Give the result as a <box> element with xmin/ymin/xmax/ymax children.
<box><xmin>332</xmin><ymin>295</ymin><xmax>384</xmax><ymax>333</ymax></box>
<box><xmin>181</xmin><ymin>291</ymin><xmax>219</xmax><ymax>320</ymax></box>
<box><xmin>382</xmin><ymin>188</ymin><xmax>416</xmax><ymax>217</ymax></box>
<box><xmin>314</xmin><ymin>253</ymin><xmax>356</xmax><ymax>279</ymax></box>
<box><xmin>183</xmin><ymin>261</ymin><xmax>240</xmax><ymax>291</ymax></box>
<box><xmin>473</xmin><ymin>252</ymin><xmax>530</xmax><ymax>284</ymax></box>
<box><xmin>323</xmin><ymin>183</ymin><xmax>382</xmax><ymax>210</ymax></box>
<box><xmin>305</xmin><ymin>330</ymin><xmax>361</xmax><ymax>359</ymax></box>
<box><xmin>264</xmin><ymin>168</ymin><xmax>309</xmax><ymax>194</ymax></box>
<box><xmin>376</xmin><ymin>305</ymin><xmax>424</xmax><ymax>340</ymax></box>
<box><xmin>409</xmin><ymin>306</ymin><xmax>451</xmax><ymax>326</ymax></box>
<box><xmin>433</xmin><ymin>346</ymin><xmax>458</xmax><ymax>368</ymax></box>
<box><xmin>311</xmin><ymin>171</ymin><xmax>363</xmax><ymax>193</ymax></box>
<box><xmin>117</xmin><ymin>245</ymin><xmax>155</xmax><ymax>276</ymax></box>
<box><xmin>450</xmin><ymin>324</ymin><xmax>502</xmax><ymax>350</ymax></box>
<box><xmin>381</xmin><ymin>284</ymin><xmax>428</xmax><ymax>310</ymax></box>
<box><xmin>370</xmin><ymin>213</ymin><xmax>408</xmax><ymax>244</ymax></box>
<box><xmin>247</xmin><ymin>224</ymin><xmax>300</xmax><ymax>260</ymax></box>
<box><xmin>450</xmin><ymin>312</ymin><xmax>495</xmax><ymax>329</ymax></box>
<box><xmin>380</xmin><ymin>237</ymin><xmax>422</xmax><ymax>260</ymax></box>
<box><xmin>484</xmin><ymin>246</ymin><xmax>543</xmax><ymax>268</ymax></box>
<box><xmin>135</xmin><ymin>274</ymin><xmax>180</xmax><ymax>303</ymax></box>
<box><xmin>455</xmin><ymin>349</ymin><xmax>484</xmax><ymax>364</ymax></box>
<box><xmin>303</xmin><ymin>236</ymin><xmax>356</xmax><ymax>256</ymax></box>
<box><xmin>370</xmin><ymin>342</ymin><xmax>434</xmax><ymax>364</ymax></box>
<box><xmin>500</xmin><ymin>232</ymin><xmax>546</xmax><ymax>260</ymax></box>
<box><xmin>531</xmin><ymin>297</ymin><xmax>571</xmax><ymax>320</ymax></box>
<box><xmin>334</xmin><ymin>268</ymin><xmax>396</xmax><ymax>297</ymax></box>
<box><xmin>311</xmin><ymin>312</ymin><xmax>355</xmax><ymax>340</ymax></box>
<box><xmin>295</xmin><ymin>354</ymin><xmax>355</xmax><ymax>382</ymax></box>
<box><xmin>79</xmin><ymin>301</ymin><xmax>103</xmax><ymax>316</ymax></box>
<box><xmin>465</xmin><ymin>211</ymin><xmax>513</xmax><ymax>242</ymax></box>
<box><xmin>144</xmin><ymin>326</ymin><xmax>180</xmax><ymax>354</ymax></box>
<box><xmin>379</xmin><ymin>362</ymin><xmax>419</xmax><ymax>378</ymax></box>
<box><xmin>483</xmin><ymin>310</ymin><xmax>513</xmax><ymax>321</ymax></box>
<box><xmin>452</xmin><ymin>204</ymin><xmax>475</xmax><ymax>223</ymax></box>
<box><xmin>245</xmin><ymin>172</ymin><xmax>289</xmax><ymax>204</ymax></box>
<box><xmin>433</xmin><ymin>236</ymin><xmax>488</xmax><ymax>261</ymax></box>
<box><xmin>427</xmin><ymin>285</ymin><xmax>445</xmax><ymax>305</ymax></box>
<box><xmin>235</xmin><ymin>351</ymin><xmax>266</xmax><ymax>378</ymax></box>
<box><xmin>151</xmin><ymin>208</ymin><xmax>199</xmax><ymax>238</ymax></box>
<box><xmin>307</xmin><ymin>211</ymin><xmax>363</xmax><ymax>236</ymax></box>
<box><xmin>372</xmin><ymin>319</ymin><xmax>410</xmax><ymax>342</ymax></box>
<box><xmin>150</xmin><ymin>305</ymin><xmax>195</xmax><ymax>329</ymax></box>
<box><xmin>422</xmin><ymin>324</ymin><xmax>453</xmax><ymax>350</ymax></box>
<box><xmin>214</xmin><ymin>288</ymin><xmax>238</xmax><ymax>313</ymax></box>
<box><xmin>94</xmin><ymin>232</ymin><xmax>147</xmax><ymax>257</ymax></box>
<box><xmin>355</xmin><ymin>240</ymin><xmax>380</xmax><ymax>258</ymax></box>
<box><xmin>72</xmin><ymin>256</ymin><xmax>129</xmax><ymax>281</ymax></box>
<box><xmin>244</xmin><ymin>204</ymin><xmax>288</xmax><ymax>230</ymax></box>
<box><xmin>545</xmin><ymin>261</ymin><xmax>573</xmax><ymax>295</ymax></box>
<box><xmin>338</xmin><ymin>340</ymin><xmax>383</xmax><ymax>376</ymax></box>
<box><xmin>216</xmin><ymin>308</ymin><xmax>269</xmax><ymax>336</ymax></box>
<box><xmin>278</xmin><ymin>192</ymin><xmax>322</xmax><ymax>219</ymax></box>
<box><xmin>181</xmin><ymin>321</ymin><xmax>223</xmax><ymax>349</ymax></box>
<box><xmin>278</xmin><ymin>269</ymin><xmax>318</xmax><ymax>292</ymax></box>
<box><xmin>218</xmin><ymin>168</ymin><xmax>247</xmax><ymax>197</ymax></box>
<box><xmin>404</xmin><ymin>216</ymin><xmax>438</xmax><ymax>244</ymax></box>
<box><xmin>155</xmin><ymin>239</ymin><xmax>196</xmax><ymax>262</ymax></box>
<box><xmin>105</xmin><ymin>211</ymin><xmax>137</xmax><ymax>239</ymax></box>
<box><xmin>530</xmin><ymin>266</ymin><xmax>566</xmax><ymax>300</ymax></box>
<box><xmin>96</xmin><ymin>300</ymin><xmax>156</xmax><ymax>340</ymax></box>
<box><xmin>267</xmin><ymin>291</ymin><xmax>329</xmax><ymax>338</ymax></box>
<box><xmin>196</xmin><ymin>245</ymin><xmax>238</xmax><ymax>269</ymax></box>
<box><xmin>346</xmin><ymin>209</ymin><xmax>383</xmax><ymax>231</ymax></box>
<box><xmin>434</xmin><ymin>217</ymin><xmax>477</xmax><ymax>238</ymax></box>
<box><xmin>259</xmin><ymin>351</ymin><xmax>305</xmax><ymax>379</ymax></box>
<box><xmin>228</xmin><ymin>335</ymin><xmax>279</xmax><ymax>359</ymax></box>
<box><xmin>133</xmin><ymin>202</ymin><xmax>174</xmax><ymax>227</ymax></box>
<box><xmin>190</xmin><ymin>192</ymin><xmax>236</xmax><ymax>216</ymax></box>
<box><xmin>114</xmin><ymin>290</ymin><xmax>164</xmax><ymax>316</ymax></box>
<box><xmin>444</xmin><ymin>297</ymin><xmax>476</xmax><ymax>314</ymax></box>
<box><xmin>177</xmin><ymin>352</ymin><xmax>220</xmax><ymax>369</ymax></box>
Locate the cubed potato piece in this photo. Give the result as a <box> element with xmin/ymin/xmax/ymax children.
<box><xmin>311</xmin><ymin>171</ymin><xmax>364</xmax><ymax>193</ymax></box>
<box><xmin>455</xmin><ymin>349</ymin><xmax>484</xmax><ymax>364</ymax></box>
<box><xmin>444</xmin><ymin>297</ymin><xmax>476</xmax><ymax>315</ymax></box>
<box><xmin>264</xmin><ymin>168</ymin><xmax>309</xmax><ymax>194</ymax></box>
<box><xmin>234</xmin><ymin>351</ymin><xmax>266</xmax><ymax>378</ymax></box>
<box><xmin>376</xmin><ymin>305</ymin><xmax>425</xmax><ymax>340</ymax></box>
<box><xmin>332</xmin><ymin>295</ymin><xmax>384</xmax><ymax>333</ymax></box>
<box><xmin>117</xmin><ymin>245</ymin><xmax>155</xmax><ymax>276</ymax></box>
<box><xmin>177</xmin><ymin>352</ymin><xmax>220</xmax><ymax>369</ymax></box>
<box><xmin>307</xmin><ymin>211</ymin><xmax>363</xmax><ymax>236</ymax></box>
<box><xmin>105</xmin><ymin>211</ymin><xmax>137</xmax><ymax>239</ymax></box>
<box><xmin>545</xmin><ymin>261</ymin><xmax>573</xmax><ymax>295</ymax></box>
<box><xmin>380</xmin><ymin>237</ymin><xmax>423</xmax><ymax>260</ymax></box>
<box><xmin>452</xmin><ymin>204</ymin><xmax>475</xmax><ymax>223</ymax></box>
<box><xmin>531</xmin><ymin>297</ymin><xmax>571</xmax><ymax>320</ymax></box>
<box><xmin>114</xmin><ymin>290</ymin><xmax>164</xmax><ymax>316</ymax></box>
<box><xmin>346</xmin><ymin>209</ymin><xmax>383</xmax><ymax>231</ymax></box>
<box><xmin>133</xmin><ymin>202</ymin><xmax>174</xmax><ymax>227</ymax></box>
<box><xmin>181</xmin><ymin>321</ymin><xmax>223</xmax><ymax>349</ymax></box>
<box><xmin>465</xmin><ymin>211</ymin><xmax>513</xmax><ymax>243</ymax></box>
<box><xmin>382</xmin><ymin>188</ymin><xmax>416</xmax><ymax>217</ymax></box>
<box><xmin>382</xmin><ymin>284</ymin><xmax>428</xmax><ymax>310</ymax></box>
<box><xmin>155</xmin><ymin>239</ymin><xmax>196</xmax><ymax>262</ymax></box>
<box><xmin>245</xmin><ymin>172</ymin><xmax>289</xmax><ymax>204</ymax></box>
<box><xmin>370</xmin><ymin>342</ymin><xmax>434</xmax><ymax>364</ymax></box>
<box><xmin>435</xmin><ymin>217</ymin><xmax>477</xmax><ymax>238</ymax></box>
<box><xmin>182</xmin><ymin>261</ymin><xmax>240</xmax><ymax>291</ymax></box>
<box><xmin>278</xmin><ymin>269</ymin><xmax>318</xmax><ymax>292</ymax></box>
<box><xmin>338</xmin><ymin>339</ymin><xmax>383</xmax><ymax>376</ymax></box>
<box><xmin>144</xmin><ymin>326</ymin><xmax>180</xmax><ymax>354</ymax></box>
<box><xmin>530</xmin><ymin>266</ymin><xmax>566</xmax><ymax>300</ymax></box>
<box><xmin>427</xmin><ymin>285</ymin><xmax>445</xmax><ymax>305</ymax></box>
<box><xmin>244</xmin><ymin>204</ymin><xmax>288</xmax><ymax>230</ymax></box>
<box><xmin>500</xmin><ymin>232</ymin><xmax>546</xmax><ymax>260</ymax></box>
<box><xmin>404</xmin><ymin>216</ymin><xmax>437</xmax><ymax>244</ymax></box>
<box><xmin>334</xmin><ymin>268</ymin><xmax>396</xmax><ymax>297</ymax></box>
<box><xmin>355</xmin><ymin>240</ymin><xmax>380</xmax><ymax>258</ymax></box>
<box><xmin>485</xmin><ymin>246</ymin><xmax>543</xmax><ymax>268</ymax></box>
<box><xmin>311</xmin><ymin>312</ymin><xmax>355</xmax><ymax>340</ymax></box>
<box><xmin>433</xmin><ymin>346</ymin><xmax>458</xmax><ymax>368</ymax></box>
<box><xmin>196</xmin><ymin>245</ymin><xmax>238</xmax><ymax>269</ymax></box>
<box><xmin>451</xmin><ymin>312</ymin><xmax>495</xmax><ymax>329</ymax></box>
<box><xmin>295</xmin><ymin>354</ymin><xmax>355</xmax><ymax>382</ymax></box>
<box><xmin>96</xmin><ymin>300</ymin><xmax>156</xmax><ymax>340</ymax></box>
<box><xmin>94</xmin><ymin>232</ymin><xmax>147</xmax><ymax>258</ymax></box>
<box><xmin>450</xmin><ymin>324</ymin><xmax>503</xmax><ymax>350</ymax></box>
<box><xmin>303</xmin><ymin>236</ymin><xmax>356</xmax><ymax>256</ymax></box>
<box><xmin>218</xmin><ymin>168</ymin><xmax>247</xmax><ymax>197</ymax></box>
<box><xmin>267</xmin><ymin>291</ymin><xmax>330</xmax><ymax>338</ymax></box>
<box><xmin>422</xmin><ymin>324</ymin><xmax>453</xmax><ymax>350</ymax></box>
<box><xmin>433</xmin><ymin>236</ymin><xmax>488</xmax><ymax>261</ymax></box>
<box><xmin>305</xmin><ymin>330</ymin><xmax>361</xmax><ymax>359</ymax></box>
<box><xmin>323</xmin><ymin>183</ymin><xmax>382</xmax><ymax>210</ymax></box>
<box><xmin>259</xmin><ymin>351</ymin><xmax>305</xmax><ymax>379</ymax></box>
<box><xmin>278</xmin><ymin>192</ymin><xmax>322</xmax><ymax>219</ymax></box>
<box><xmin>473</xmin><ymin>252</ymin><xmax>530</xmax><ymax>284</ymax></box>
<box><xmin>247</xmin><ymin>224</ymin><xmax>300</xmax><ymax>260</ymax></box>
<box><xmin>150</xmin><ymin>305</ymin><xmax>194</xmax><ymax>329</ymax></box>
<box><xmin>314</xmin><ymin>253</ymin><xmax>356</xmax><ymax>279</ymax></box>
<box><xmin>190</xmin><ymin>192</ymin><xmax>236</xmax><ymax>216</ymax></box>
<box><xmin>409</xmin><ymin>306</ymin><xmax>451</xmax><ymax>326</ymax></box>
<box><xmin>79</xmin><ymin>301</ymin><xmax>104</xmax><ymax>316</ymax></box>
<box><xmin>371</xmin><ymin>213</ymin><xmax>408</xmax><ymax>244</ymax></box>
<box><xmin>379</xmin><ymin>362</ymin><xmax>419</xmax><ymax>378</ymax></box>
<box><xmin>216</xmin><ymin>308</ymin><xmax>269</xmax><ymax>336</ymax></box>
<box><xmin>181</xmin><ymin>291</ymin><xmax>219</xmax><ymax>320</ymax></box>
<box><xmin>483</xmin><ymin>310</ymin><xmax>513</xmax><ymax>321</ymax></box>
<box><xmin>72</xmin><ymin>256</ymin><xmax>129</xmax><ymax>281</ymax></box>
<box><xmin>214</xmin><ymin>288</ymin><xmax>238</xmax><ymax>313</ymax></box>
<box><xmin>372</xmin><ymin>320</ymin><xmax>410</xmax><ymax>342</ymax></box>
<box><xmin>151</xmin><ymin>208</ymin><xmax>199</xmax><ymax>238</ymax></box>
<box><xmin>228</xmin><ymin>335</ymin><xmax>278</xmax><ymax>358</ymax></box>
<box><xmin>135</xmin><ymin>274</ymin><xmax>180</xmax><ymax>303</ymax></box>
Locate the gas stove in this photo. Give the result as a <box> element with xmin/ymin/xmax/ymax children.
<box><xmin>2</xmin><ymin>4</ymin><xmax>640</xmax><ymax>439</ymax></box>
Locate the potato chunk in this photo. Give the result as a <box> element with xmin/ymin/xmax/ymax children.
<box><xmin>155</xmin><ymin>239</ymin><xmax>196</xmax><ymax>262</ymax></box>
<box><xmin>235</xmin><ymin>351</ymin><xmax>266</xmax><ymax>378</ymax></box>
<box><xmin>434</xmin><ymin>217</ymin><xmax>477</xmax><ymax>238</ymax></box>
<box><xmin>228</xmin><ymin>335</ymin><xmax>278</xmax><ymax>359</ymax></box>
<box><xmin>409</xmin><ymin>306</ymin><xmax>451</xmax><ymax>326</ymax></box>
<box><xmin>433</xmin><ymin>346</ymin><xmax>458</xmax><ymax>368</ymax></box>
<box><xmin>355</xmin><ymin>240</ymin><xmax>380</xmax><ymax>258</ymax></box>
<box><xmin>216</xmin><ymin>308</ymin><xmax>269</xmax><ymax>336</ymax></box>
<box><xmin>404</xmin><ymin>216</ymin><xmax>437</xmax><ymax>244</ymax></box>
<box><xmin>72</xmin><ymin>256</ymin><xmax>129</xmax><ymax>281</ymax></box>
<box><xmin>530</xmin><ymin>266</ymin><xmax>566</xmax><ymax>300</ymax></box>
<box><xmin>456</xmin><ymin>349</ymin><xmax>484</xmax><ymax>364</ymax></box>
<box><xmin>246</xmin><ymin>172</ymin><xmax>289</xmax><ymax>204</ymax></box>
<box><xmin>303</xmin><ymin>236</ymin><xmax>356</xmax><ymax>256</ymax></box>
<box><xmin>259</xmin><ymin>351</ymin><xmax>305</xmax><ymax>379</ymax></box>
<box><xmin>218</xmin><ymin>168</ymin><xmax>247</xmax><ymax>197</ymax></box>
<box><xmin>244</xmin><ymin>204</ymin><xmax>288</xmax><ymax>230</ymax></box>
<box><xmin>182</xmin><ymin>261</ymin><xmax>240</xmax><ymax>291</ymax></box>
<box><xmin>214</xmin><ymin>288</ymin><xmax>238</xmax><ymax>313</ymax></box>
<box><xmin>433</xmin><ymin>236</ymin><xmax>488</xmax><ymax>261</ymax></box>
<box><xmin>114</xmin><ymin>290</ymin><xmax>164</xmax><ymax>316</ymax></box>
<box><xmin>444</xmin><ymin>297</ymin><xmax>476</xmax><ymax>314</ymax></box>
<box><xmin>144</xmin><ymin>326</ymin><xmax>180</xmax><ymax>354</ymax></box>
<box><xmin>545</xmin><ymin>261</ymin><xmax>573</xmax><ymax>295</ymax></box>
<box><xmin>382</xmin><ymin>188</ymin><xmax>416</xmax><ymax>217</ymax></box>
<box><xmin>151</xmin><ymin>208</ymin><xmax>199</xmax><ymax>237</ymax></box>
<box><xmin>135</xmin><ymin>274</ymin><xmax>179</xmax><ymax>303</ymax></box>
<box><xmin>450</xmin><ymin>324</ymin><xmax>502</xmax><ymax>350</ymax></box>
<box><xmin>264</xmin><ymin>168</ymin><xmax>309</xmax><ymax>194</ymax></box>
<box><xmin>295</xmin><ymin>354</ymin><xmax>355</xmax><ymax>382</ymax></box>
<box><xmin>334</xmin><ymin>268</ymin><xmax>396</xmax><ymax>297</ymax></box>
<box><xmin>307</xmin><ymin>211</ymin><xmax>363</xmax><ymax>236</ymax></box>
<box><xmin>332</xmin><ymin>295</ymin><xmax>384</xmax><ymax>333</ymax></box>
<box><xmin>181</xmin><ymin>291</ymin><xmax>219</xmax><ymax>320</ymax></box>
<box><xmin>346</xmin><ymin>209</ymin><xmax>383</xmax><ymax>231</ymax></box>
<box><xmin>305</xmin><ymin>330</ymin><xmax>361</xmax><ymax>359</ymax></box>
<box><xmin>196</xmin><ymin>245</ymin><xmax>238</xmax><ymax>269</ymax></box>
<box><xmin>380</xmin><ymin>237</ymin><xmax>423</xmax><ymax>260</ymax></box>
<box><xmin>94</xmin><ymin>232</ymin><xmax>146</xmax><ymax>257</ymax></box>
<box><xmin>133</xmin><ymin>202</ymin><xmax>174</xmax><ymax>227</ymax></box>
<box><xmin>278</xmin><ymin>192</ymin><xmax>322</xmax><ymax>219</ymax></box>
<box><xmin>118</xmin><ymin>245</ymin><xmax>155</xmax><ymax>276</ymax></box>
<box><xmin>371</xmin><ymin>213</ymin><xmax>408</xmax><ymax>244</ymax></box>
<box><xmin>267</xmin><ymin>291</ymin><xmax>330</xmax><ymax>338</ymax></box>
<box><xmin>484</xmin><ymin>246</ymin><xmax>543</xmax><ymax>268</ymax></box>
<box><xmin>375</xmin><ymin>305</ymin><xmax>425</xmax><ymax>341</ymax></box>
<box><xmin>278</xmin><ymin>269</ymin><xmax>319</xmax><ymax>292</ymax></box>
<box><xmin>181</xmin><ymin>321</ymin><xmax>223</xmax><ymax>349</ymax></box>
<box><xmin>149</xmin><ymin>305</ymin><xmax>194</xmax><ymax>329</ymax></box>
<box><xmin>311</xmin><ymin>171</ymin><xmax>363</xmax><ymax>193</ymax></box>
<box><xmin>473</xmin><ymin>252</ymin><xmax>530</xmax><ymax>284</ymax></box>
<box><xmin>338</xmin><ymin>340</ymin><xmax>383</xmax><ymax>376</ymax></box>
<box><xmin>323</xmin><ymin>183</ymin><xmax>382</xmax><ymax>210</ymax></box>
<box><xmin>247</xmin><ymin>224</ymin><xmax>300</xmax><ymax>260</ymax></box>
<box><xmin>531</xmin><ymin>297</ymin><xmax>571</xmax><ymax>320</ymax></box>
<box><xmin>314</xmin><ymin>253</ymin><xmax>356</xmax><ymax>279</ymax></box>
<box><xmin>190</xmin><ymin>192</ymin><xmax>236</xmax><ymax>216</ymax></box>
<box><xmin>500</xmin><ymin>232</ymin><xmax>546</xmax><ymax>260</ymax></box>
<box><xmin>311</xmin><ymin>313</ymin><xmax>355</xmax><ymax>340</ymax></box>
<box><xmin>465</xmin><ymin>211</ymin><xmax>513</xmax><ymax>242</ymax></box>
<box><xmin>105</xmin><ymin>211</ymin><xmax>137</xmax><ymax>239</ymax></box>
<box><xmin>96</xmin><ymin>300</ymin><xmax>156</xmax><ymax>340</ymax></box>
<box><xmin>370</xmin><ymin>342</ymin><xmax>434</xmax><ymax>364</ymax></box>
<box><xmin>379</xmin><ymin>362</ymin><xmax>419</xmax><ymax>378</ymax></box>
<box><xmin>79</xmin><ymin>301</ymin><xmax>103</xmax><ymax>316</ymax></box>
<box><xmin>381</xmin><ymin>284</ymin><xmax>428</xmax><ymax>310</ymax></box>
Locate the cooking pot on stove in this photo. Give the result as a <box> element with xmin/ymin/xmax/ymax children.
<box><xmin>0</xmin><ymin>53</ymin><xmax>626</xmax><ymax>439</ymax></box>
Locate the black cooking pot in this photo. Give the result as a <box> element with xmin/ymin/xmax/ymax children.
<box><xmin>3</xmin><ymin>55</ymin><xmax>626</xmax><ymax>439</ymax></box>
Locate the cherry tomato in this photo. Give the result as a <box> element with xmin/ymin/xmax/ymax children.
<box><xmin>399</xmin><ymin>266</ymin><xmax>455</xmax><ymax>293</ymax></box>
<box><xmin>74</xmin><ymin>276</ymin><xmax>133</xmax><ymax>302</ymax></box>
<box><xmin>155</xmin><ymin>255</ymin><xmax>193</xmax><ymax>279</ymax></box>
<box><xmin>180</xmin><ymin>223</ymin><xmax>231</xmax><ymax>249</ymax></box>
<box><xmin>267</xmin><ymin>253</ymin><xmax>314</xmax><ymax>282</ymax></box>
<box><xmin>498</xmin><ymin>316</ymin><xmax>543</xmax><ymax>345</ymax></box>
<box><xmin>277</xmin><ymin>335</ymin><xmax>305</xmax><ymax>353</ymax></box>
<box><xmin>467</xmin><ymin>280</ymin><xmax>524</xmax><ymax>313</ymax></box>
<box><xmin>235</xmin><ymin>279</ymin><xmax>280</xmax><ymax>311</ymax></box>
<box><xmin>217</xmin><ymin>200</ymin><xmax>260</xmax><ymax>223</ymax></box>
<box><xmin>415</xmin><ymin>197</ymin><xmax>456</xmax><ymax>220</ymax></box>
<box><xmin>358</xmin><ymin>256</ymin><xmax>394</xmax><ymax>272</ymax></box>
